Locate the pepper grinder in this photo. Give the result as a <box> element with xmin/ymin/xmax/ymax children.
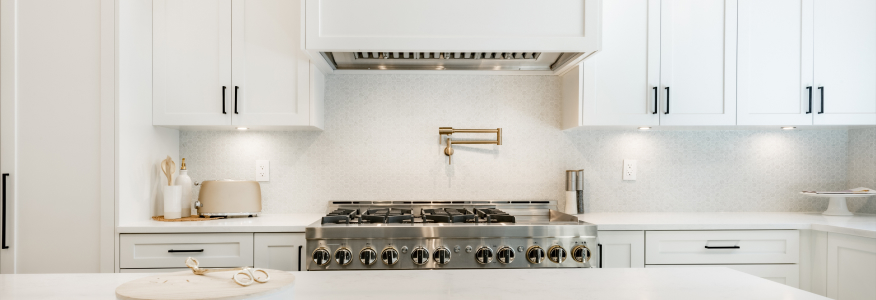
<box><xmin>576</xmin><ymin>169</ymin><xmax>584</xmax><ymax>214</ymax></box>
<box><xmin>565</xmin><ymin>170</ymin><xmax>578</xmax><ymax>214</ymax></box>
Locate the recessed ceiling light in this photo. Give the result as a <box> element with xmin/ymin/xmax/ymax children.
<box><xmin>237</xmin><ymin>127</ymin><xmax>248</xmax><ymax>130</ymax></box>
<box><xmin>781</xmin><ymin>127</ymin><xmax>796</xmax><ymax>130</ymax></box>
<box><xmin>638</xmin><ymin>127</ymin><xmax>651</xmax><ymax>130</ymax></box>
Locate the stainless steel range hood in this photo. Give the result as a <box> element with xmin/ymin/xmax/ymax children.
<box><xmin>319</xmin><ymin>51</ymin><xmax>590</xmax><ymax>71</ymax></box>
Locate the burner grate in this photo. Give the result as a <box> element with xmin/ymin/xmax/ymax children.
<box><xmin>422</xmin><ymin>208</ymin><xmax>476</xmax><ymax>223</ymax></box>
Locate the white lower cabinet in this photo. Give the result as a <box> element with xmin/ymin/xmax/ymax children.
<box><xmin>647</xmin><ymin>264</ymin><xmax>800</xmax><ymax>288</ymax></box>
<box><xmin>119</xmin><ymin>232</ymin><xmax>307</xmax><ymax>273</ymax></box>
<box><xmin>597</xmin><ymin>231</ymin><xmax>645</xmax><ymax>268</ymax></box>
<box><xmin>120</xmin><ymin>233</ymin><xmax>254</xmax><ymax>269</ymax></box>
<box><xmin>826</xmin><ymin>232</ymin><xmax>876</xmax><ymax>300</ymax></box>
<box><xmin>254</xmin><ymin>233</ymin><xmax>306</xmax><ymax>272</ymax></box>
<box><xmin>645</xmin><ymin>230</ymin><xmax>799</xmax><ymax>264</ymax></box>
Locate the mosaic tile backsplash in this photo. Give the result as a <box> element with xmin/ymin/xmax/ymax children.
<box><xmin>848</xmin><ymin>128</ymin><xmax>876</xmax><ymax>214</ymax></box>
<box><xmin>180</xmin><ymin>75</ymin><xmax>871</xmax><ymax>214</ymax></box>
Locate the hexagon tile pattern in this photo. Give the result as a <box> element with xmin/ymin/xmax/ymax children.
<box><xmin>179</xmin><ymin>75</ymin><xmax>871</xmax><ymax>214</ymax></box>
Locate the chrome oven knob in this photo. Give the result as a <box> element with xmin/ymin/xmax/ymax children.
<box><xmin>312</xmin><ymin>247</ymin><xmax>331</xmax><ymax>266</ymax></box>
<box><xmin>526</xmin><ymin>246</ymin><xmax>545</xmax><ymax>264</ymax></box>
<box><xmin>334</xmin><ymin>248</ymin><xmax>353</xmax><ymax>266</ymax></box>
<box><xmin>411</xmin><ymin>247</ymin><xmax>430</xmax><ymax>265</ymax></box>
<box><xmin>497</xmin><ymin>247</ymin><xmax>515</xmax><ymax>264</ymax></box>
<box><xmin>381</xmin><ymin>247</ymin><xmax>400</xmax><ymax>265</ymax></box>
<box><xmin>433</xmin><ymin>247</ymin><xmax>452</xmax><ymax>265</ymax></box>
<box><xmin>571</xmin><ymin>245</ymin><xmax>592</xmax><ymax>263</ymax></box>
<box><xmin>475</xmin><ymin>247</ymin><xmax>494</xmax><ymax>264</ymax></box>
<box><xmin>548</xmin><ymin>245</ymin><xmax>567</xmax><ymax>263</ymax></box>
<box><xmin>360</xmin><ymin>247</ymin><xmax>377</xmax><ymax>266</ymax></box>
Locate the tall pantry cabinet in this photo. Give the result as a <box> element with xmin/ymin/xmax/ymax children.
<box><xmin>737</xmin><ymin>0</ymin><xmax>876</xmax><ymax>125</ymax></box>
<box><xmin>153</xmin><ymin>0</ymin><xmax>325</xmax><ymax>129</ymax></box>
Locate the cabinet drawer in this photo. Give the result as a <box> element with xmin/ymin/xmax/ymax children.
<box><xmin>646</xmin><ymin>264</ymin><xmax>799</xmax><ymax>288</ymax></box>
<box><xmin>645</xmin><ymin>230</ymin><xmax>799</xmax><ymax>264</ymax></box>
<box><xmin>120</xmin><ymin>233</ymin><xmax>253</xmax><ymax>269</ymax></box>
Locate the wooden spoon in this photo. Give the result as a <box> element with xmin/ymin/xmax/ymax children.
<box><xmin>160</xmin><ymin>156</ymin><xmax>176</xmax><ymax>186</ymax></box>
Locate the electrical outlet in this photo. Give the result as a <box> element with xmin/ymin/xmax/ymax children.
<box><xmin>623</xmin><ymin>159</ymin><xmax>637</xmax><ymax>181</ymax></box>
<box><xmin>256</xmin><ymin>160</ymin><xmax>269</xmax><ymax>182</ymax></box>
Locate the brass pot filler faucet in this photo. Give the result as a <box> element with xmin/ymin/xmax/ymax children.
<box><xmin>439</xmin><ymin>127</ymin><xmax>502</xmax><ymax>165</ymax></box>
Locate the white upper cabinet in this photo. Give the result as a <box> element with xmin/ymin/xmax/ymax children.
<box><xmin>564</xmin><ymin>0</ymin><xmax>737</xmax><ymax>128</ymax></box>
<box><xmin>658</xmin><ymin>0</ymin><xmax>737</xmax><ymax>126</ymax></box>
<box><xmin>154</xmin><ymin>0</ymin><xmax>324</xmax><ymax>129</ymax></box>
<box><xmin>562</xmin><ymin>0</ymin><xmax>660</xmax><ymax>128</ymax></box>
<box><xmin>813</xmin><ymin>0</ymin><xmax>876</xmax><ymax>125</ymax></box>
<box><xmin>737</xmin><ymin>0</ymin><xmax>814</xmax><ymax>126</ymax></box>
<box><xmin>153</xmin><ymin>0</ymin><xmax>232</xmax><ymax>126</ymax></box>
<box><xmin>738</xmin><ymin>0</ymin><xmax>876</xmax><ymax>126</ymax></box>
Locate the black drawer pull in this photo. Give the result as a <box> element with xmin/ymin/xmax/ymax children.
<box><xmin>704</xmin><ymin>246</ymin><xmax>740</xmax><ymax>249</ymax></box>
<box><xmin>2</xmin><ymin>173</ymin><xmax>8</xmax><ymax>249</ymax></box>
<box><xmin>168</xmin><ymin>249</ymin><xmax>204</xmax><ymax>253</ymax></box>
<box><xmin>597</xmin><ymin>243</ymin><xmax>602</xmax><ymax>268</ymax></box>
<box><xmin>818</xmin><ymin>86</ymin><xmax>824</xmax><ymax>114</ymax></box>
<box><xmin>664</xmin><ymin>87</ymin><xmax>670</xmax><ymax>114</ymax></box>
<box><xmin>298</xmin><ymin>245</ymin><xmax>303</xmax><ymax>271</ymax></box>
<box><xmin>652</xmin><ymin>86</ymin><xmax>658</xmax><ymax>114</ymax></box>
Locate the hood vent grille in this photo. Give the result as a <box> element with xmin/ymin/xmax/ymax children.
<box><xmin>353</xmin><ymin>52</ymin><xmax>542</xmax><ymax>60</ymax></box>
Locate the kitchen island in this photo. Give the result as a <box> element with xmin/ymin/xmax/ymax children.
<box><xmin>0</xmin><ymin>268</ymin><xmax>828</xmax><ymax>299</ymax></box>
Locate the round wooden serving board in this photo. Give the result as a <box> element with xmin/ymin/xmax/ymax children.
<box><xmin>115</xmin><ymin>270</ymin><xmax>294</xmax><ymax>300</ymax></box>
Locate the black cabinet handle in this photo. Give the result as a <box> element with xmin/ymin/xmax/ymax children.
<box><xmin>298</xmin><ymin>245</ymin><xmax>303</xmax><ymax>271</ymax></box>
<box><xmin>168</xmin><ymin>249</ymin><xmax>204</xmax><ymax>253</ymax></box>
<box><xmin>652</xmin><ymin>87</ymin><xmax>658</xmax><ymax>114</ymax></box>
<box><xmin>818</xmin><ymin>86</ymin><xmax>824</xmax><ymax>114</ymax></box>
<box><xmin>664</xmin><ymin>87</ymin><xmax>670</xmax><ymax>114</ymax></box>
<box><xmin>704</xmin><ymin>246</ymin><xmax>740</xmax><ymax>249</ymax></box>
<box><xmin>234</xmin><ymin>86</ymin><xmax>239</xmax><ymax>114</ymax></box>
<box><xmin>806</xmin><ymin>86</ymin><xmax>812</xmax><ymax>114</ymax></box>
<box><xmin>2</xmin><ymin>173</ymin><xmax>8</xmax><ymax>249</ymax></box>
<box><xmin>222</xmin><ymin>86</ymin><xmax>227</xmax><ymax>114</ymax></box>
<box><xmin>597</xmin><ymin>243</ymin><xmax>602</xmax><ymax>268</ymax></box>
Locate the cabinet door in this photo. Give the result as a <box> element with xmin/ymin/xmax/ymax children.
<box><xmin>254</xmin><ymin>233</ymin><xmax>306</xmax><ymax>272</ymax></box>
<box><xmin>827</xmin><ymin>233</ymin><xmax>876</xmax><ymax>300</ymax></box>
<box><xmin>813</xmin><ymin>0</ymin><xmax>876</xmax><ymax>125</ymax></box>
<box><xmin>597</xmin><ymin>231</ymin><xmax>645</xmax><ymax>268</ymax></box>
<box><xmin>646</xmin><ymin>264</ymin><xmax>800</xmax><ymax>288</ymax></box>
<box><xmin>231</xmin><ymin>0</ymin><xmax>312</xmax><ymax>127</ymax></box>
<box><xmin>573</xmin><ymin>0</ymin><xmax>659</xmax><ymax>127</ymax></box>
<box><xmin>737</xmin><ymin>0</ymin><xmax>815</xmax><ymax>125</ymax></box>
<box><xmin>659</xmin><ymin>0</ymin><xmax>737</xmax><ymax>126</ymax></box>
<box><xmin>153</xmin><ymin>0</ymin><xmax>232</xmax><ymax>126</ymax></box>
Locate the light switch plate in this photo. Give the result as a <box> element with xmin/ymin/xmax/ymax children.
<box><xmin>623</xmin><ymin>159</ymin><xmax>637</xmax><ymax>181</ymax></box>
<box><xmin>256</xmin><ymin>160</ymin><xmax>269</xmax><ymax>181</ymax></box>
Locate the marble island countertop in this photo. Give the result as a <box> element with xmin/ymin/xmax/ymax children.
<box><xmin>578</xmin><ymin>212</ymin><xmax>876</xmax><ymax>238</ymax></box>
<box><xmin>0</xmin><ymin>268</ymin><xmax>828</xmax><ymax>300</ymax></box>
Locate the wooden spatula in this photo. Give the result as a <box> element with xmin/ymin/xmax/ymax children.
<box><xmin>160</xmin><ymin>156</ymin><xmax>176</xmax><ymax>186</ymax></box>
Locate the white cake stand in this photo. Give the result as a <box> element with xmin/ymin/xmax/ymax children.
<box><xmin>800</xmin><ymin>193</ymin><xmax>875</xmax><ymax>216</ymax></box>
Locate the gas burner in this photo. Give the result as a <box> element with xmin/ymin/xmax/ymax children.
<box><xmin>422</xmin><ymin>208</ymin><xmax>476</xmax><ymax>223</ymax></box>
<box><xmin>360</xmin><ymin>208</ymin><xmax>413</xmax><ymax>224</ymax></box>
<box><xmin>474</xmin><ymin>208</ymin><xmax>516</xmax><ymax>223</ymax></box>
<box><xmin>321</xmin><ymin>208</ymin><xmax>358</xmax><ymax>224</ymax></box>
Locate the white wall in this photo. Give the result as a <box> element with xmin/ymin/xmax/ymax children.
<box><xmin>180</xmin><ymin>75</ymin><xmax>853</xmax><ymax>214</ymax></box>
<box><xmin>118</xmin><ymin>0</ymin><xmax>179</xmax><ymax>224</ymax></box>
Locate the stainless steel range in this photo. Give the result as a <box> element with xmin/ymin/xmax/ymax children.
<box><xmin>305</xmin><ymin>200</ymin><xmax>599</xmax><ymax>270</ymax></box>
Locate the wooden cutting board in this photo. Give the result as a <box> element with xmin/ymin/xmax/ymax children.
<box><xmin>115</xmin><ymin>270</ymin><xmax>294</xmax><ymax>300</ymax></box>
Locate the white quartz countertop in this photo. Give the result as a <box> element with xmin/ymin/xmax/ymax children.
<box><xmin>578</xmin><ymin>212</ymin><xmax>876</xmax><ymax>238</ymax></box>
<box><xmin>0</xmin><ymin>268</ymin><xmax>828</xmax><ymax>300</ymax></box>
<box><xmin>116</xmin><ymin>213</ymin><xmax>324</xmax><ymax>233</ymax></box>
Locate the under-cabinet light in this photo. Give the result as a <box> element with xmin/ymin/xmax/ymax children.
<box><xmin>638</xmin><ymin>127</ymin><xmax>651</xmax><ymax>130</ymax></box>
<box><xmin>237</xmin><ymin>127</ymin><xmax>248</xmax><ymax>130</ymax></box>
<box><xmin>781</xmin><ymin>127</ymin><xmax>796</xmax><ymax>130</ymax></box>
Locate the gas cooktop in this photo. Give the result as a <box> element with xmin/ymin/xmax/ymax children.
<box><xmin>305</xmin><ymin>200</ymin><xmax>598</xmax><ymax>270</ymax></box>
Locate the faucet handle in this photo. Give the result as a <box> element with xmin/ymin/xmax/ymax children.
<box><xmin>444</xmin><ymin>137</ymin><xmax>454</xmax><ymax>165</ymax></box>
